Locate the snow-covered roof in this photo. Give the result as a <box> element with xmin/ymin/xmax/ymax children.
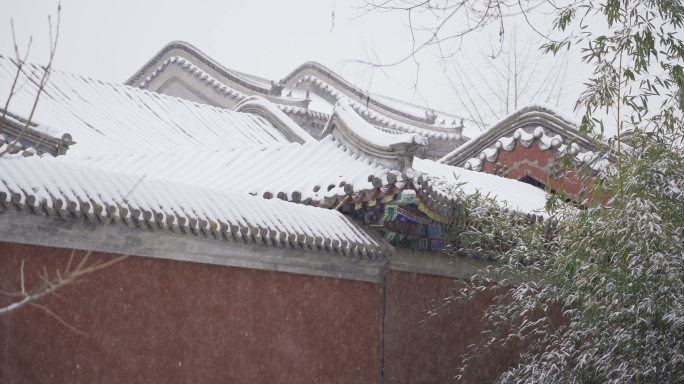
<box><xmin>125</xmin><ymin>42</ymin><xmax>468</xmax><ymax>145</ymax></box>
<box><xmin>439</xmin><ymin>103</ymin><xmax>615</xmax><ymax>169</ymax></box>
<box><xmin>0</xmin><ymin>52</ymin><xmax>557</xmax><ymax>264</ymax></box>
<box><xmin>233</xmin><ymin>96</ymin><xmax>315</xmax><ymax>144</ymax></box>
<box><xmin>0</xmin><ymin>55</ymin><xmax>298</xmax><ymax>156</ymax></box>
<box><xmin>413</xmin><ymin>158</ymin><xmax>550</xmax><ymax>216</ymax></box>
<box><xmin>335</xmin><ymin>103</ymin><xmax>426</xmax><ymax>149</ymax></box>
<box><xmin>0</xmin><ymin>156</ymin><xmax>387</xmax><ymax>258</ymax></box>
<box><xmin>50</xmin><ymin>135</ymin><xmax>551</xmax><ymax>217</ymax></box>
<box><xmin>126</xmin><ymin>41</ymin><xmax>272</xmax><ymax>95</ymax></box>
<box><xmin>52</xmin><ymin>136</ymin><xmax>389</xmax><ymax>206</ymax></box>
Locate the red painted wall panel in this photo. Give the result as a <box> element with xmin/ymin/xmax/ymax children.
<box><xmin>480</xmin><ymin>144</ymin><xmax>589</xmax><ymax>198</ymax></box>
<box><xmin>383</xmin><ymin>270</ymin><xmax>518</xmax><ymax>383</ymax></box>
<box><xmin>0</xmin><ymin>242</ymin><xmax>383</xmax><ymax>384</ymax></box>
<box><xmin>1</xmin><ymin>242</ymin><xmax>535</xmax><ymax>383</ymax></box>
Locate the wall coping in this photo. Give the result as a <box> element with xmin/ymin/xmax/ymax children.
<box><xmin>0</xmin><ymin>212</ymin><xmax>388</xmax><ymax>283</ymax></box>
<box><xmin>0</xmin><ymin>212</ymin><xmax>495</xmax><ymax>283</ymax></box>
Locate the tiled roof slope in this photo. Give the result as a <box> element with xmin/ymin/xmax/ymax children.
<box><xmin>48</xmin><ymin>97</ymin><xmax>428</xmax><ymax>206</ymax></box>
<box><xmin>0</xmin><ymin>156</ymin><xmax>386</xmax><ymax>258</ymax></box>
<box><xmin>53</xmin><ymin>134</ymin><xmax>550</xmax><ymax>217</ymax></box>
<box><xmin>53</xmin><ymin>137</ymin><xmax>387</xmax><ymax>205</ymax></box>
<box><xmin>45</xmin><ymin>89</ymin><xmax>551</xmax><ymax>217</ymax></box>
<box><xmin>0</xmin><ymin>55</ymin><xmax>299</xmax><ymax>156</ymax></box>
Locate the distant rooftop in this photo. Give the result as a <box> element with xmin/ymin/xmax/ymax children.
<box><xmin>124</xmin><ymin>41</ymin><xmax>472</xmax><ymax>160</ymax></box>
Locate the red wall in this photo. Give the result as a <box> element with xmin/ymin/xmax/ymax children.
<box><xmin>384</xmin><ymin>270</ymin><xmax>518</xmax><ymax>383</ymax></box>
<box><xmin>481</xmin><ymin>144</ymin><xmax>589</xmax><ymax>198</ymax></box>
<box><xmin>0</xmin><ymin>242</ymin><xmax>522</xmax><ymax>383</ymax></box>
<box><xmin>0</xmin><ymin>243</ymin><xmax>383</xmax><ymax>384</ymax></box>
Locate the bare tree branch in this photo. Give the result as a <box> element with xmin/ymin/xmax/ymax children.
<box><xmin>0</xmin><ymin>171</ymin><xmax>147</xmax><ymax>334</ymax></box>
<box><xmin>354</xmin><ymin>0</ymin><xmax>575</xmax><ymax>72</ymax></box>
<box><xmin>448</xmin><ymin>24</ymin><xmax>574</xmax><ymax>130</ymax></box>
<box><xmin>0</xmin><ymin>4</ymin><xmax>61</xmax><ymax>157</ymax></box>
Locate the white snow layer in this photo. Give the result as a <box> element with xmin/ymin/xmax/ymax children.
<box><xmin>413</xmin><ymin>158</ymin><xmax>550</xmax><ymax>216</ymax></box>
<box><xmin>333</xmin><ymin>99</ymin><xmax>428</xmax><ymax>148</ymax></box>
<box><xmin>52</xmin><ymin>135</ymin><xmax>390</xmax><ymax>203</ymax></box>
<box><xmin>52</xmin><ymin>132</ymin><xmax>551</xmax><ymax>215</ymax></box>
<box><xmin>234</xmin><ymin>96</ymin><xmax>316</xmax><ymax>143</ymax></box>
<box><xmin>0</xmin><ymin>156</ymin><xmax>380</xmax><ymax>253</ymax></box>
<box><xmin>0</xmin><ymin>55</ymin><xmax>295</xmax><ymax>155</ymax></box>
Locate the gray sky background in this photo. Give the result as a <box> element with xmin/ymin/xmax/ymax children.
<box><xmin>1</xmin><ymin>0</ymin><xmax>589</xmax><ymax>122</ymax></box>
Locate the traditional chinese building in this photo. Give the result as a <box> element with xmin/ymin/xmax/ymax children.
<box><xmin>124</xmin><ymin>41</ymin><xmax>470</xmax><ymax>160</ymax></box>
<box><xmin>0</xmin><ymin>49</ymin><xmax>605</xmax><ymax>383</ymax></box>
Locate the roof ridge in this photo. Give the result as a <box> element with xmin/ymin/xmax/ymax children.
<box><xmin>438</xmin><ymin>104</ymin><xmax>612</xmax><ymax>167</ymax></box>
<box><xmin>123</xmin><ymin>42</ymin><xmax>467</xmax><ymax>135</ymax></box>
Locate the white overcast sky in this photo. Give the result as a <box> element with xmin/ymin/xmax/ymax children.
<box><xmin>1</xmin><ymin>0</ymin><xmax>589</xmax><ymax>120</ymax></box>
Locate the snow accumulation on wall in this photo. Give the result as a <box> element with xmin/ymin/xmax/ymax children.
<box><xmin>0</xmin><ymin>55</ymin><xmax>295</xmax><ymax>156</ymax></box>
<box><xmin>0</xmin><ymin>156</ymin><xmax>383</xmax><ymax>256</ymax></box>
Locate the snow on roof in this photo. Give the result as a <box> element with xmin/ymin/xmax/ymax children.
<box><xmin>125</xmin><ymin>41</ymin><xmax>272</xmax><ymax>95</ymax></box>
<box><xmin>456</xmin><ymin>106</ymin><xmax>579</xmax><ymax>140</ymax></box>
<box><xmin>438</xmin><ymin>103</ymin><xmax>610</xmax><ymax>168</ymax></box>
<box><xmin>0</xmin><ymin>55</ymin><xmax>295</xmax><ymax>156</ymax></box>
<box><xmin>413</xmin><ymin>158</ymin><xmax>550</xmax><ymax>215</ymax></box>
<box><xmin>233</xmin><ymin>96</ymin><xmax>315</xmax><ymax>144</ymax></box>
<box><xmin>51</xmin><ymin>136</ymin><xmax>389</xmax><ymax>205</ymax></box>
<box><xmin>318</xmin><ymin>99</ymin><xmax>429</xmax><ymax>171</ymax></box>
<box><xmin>50</xmin><ymin>130</ymin><xmax>551</xmax><ymax>216</ymax></box>
<box><xmin>0</xmin><ymin>155</ymin><xmax>385</xmax><ymax>257</ymax></box>
<box><xmin>127</xmin><ymin>42</ymin><xmax>464</xmax><ymax>132</ymax></box>
<box><xmin>140</xmin><ymin>56</ymin><xmax>253</xmax><ymax>101</ymax></box>
<box><xmin>294</xmin><ymin>75</ymin><xmax>461</xmax><ymax>140</ymax></box>
<box><xmin>329</xmin><ymin>99</ymin><xmax>427</xmax><ymax>149</ymax></box>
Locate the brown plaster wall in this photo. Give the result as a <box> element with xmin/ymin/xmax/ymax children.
<box><xmin>383</xmin><ymin>269</ymin><xmax>518</xmax><ymax>383</ymax></box>
<box><xmin>0</xmin><ymin>242</ymin><xmax>383</xmax><ymax>384</ymax></box>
